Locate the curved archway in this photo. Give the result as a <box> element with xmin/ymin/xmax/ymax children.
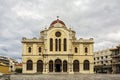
<box><xmin>26</xmin><ymin>60</ymin><xmax>33</xmax><ymax>70</ymax></box>
<box><xmin>63</xmin><ymin>60</ymin><xmax>67</xmax><ymax>72</ymax></box>
<box><xmin>49</xmin><ymin>60</ymin><xmax>53</xmax><ymax>72</ymax></box>
<box><xmin>55</xmin><ymin>59</ymin><xmax>62</xmax><ymax>72</ymax></box>
<box><xmin>37</xmin><ymin>60</ymin><xmax>43</xmax><ymax>72</ymax></box>
<box><xmin>73</xmin><ymin>60</ymin><xmax>79</xmax><ymax>72</ymax></box>
<box><xmin>83</xmin><ymin>60</ymin><xmax>90</xmax><ymax>70</ymax></box>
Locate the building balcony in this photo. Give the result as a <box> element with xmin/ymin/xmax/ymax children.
<box><xmin>111</xmin><ymin>54</ymin><xmax>120</xmax><ymax>58</ymax></box>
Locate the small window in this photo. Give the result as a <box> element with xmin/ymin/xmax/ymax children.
<box><xmin>55</xmin><ymin>31</ymin><xmax>61</xmax><ymax>37</ymax></box>
<box><xmin>105</xmin><ymin>56</ymin><xmax>108</xmax><ymax>58</ymax></box>
<box><xmin>75</xmin><ymin>47</ymin><xmax>78</xmax><ymax>53</ymax></box>
<box><xmin>101</xmin><ymin>56</ymin><xmax>103</xmax><ymax>59</ymax></box>
<box><xmin>97</xmin><ymin>57</ymin><xmax>99</xmax><ymax>60</ymax></box>
<box><xmin>101</xmin><ymin>61</ymin><xmax>103</xmax><ymax>64</ymax></box>
<box><xmin>111</xmin><ymin>60</ymin><xmax>112</xmax><ymax>63</ymax></box>
<box><xmin>85</xmin><ymin>47</ymin><xmax>88</xmax><ymax>53</ymax></box>
<box><xmin>28</xmin><ymin>47</ymin><xmax>31</xmax><ymax>53</ymax></box>
<box><xmin>39</xmin><ymin>47</ymin><xmax>41</xmax><ymax>53</ymax></box>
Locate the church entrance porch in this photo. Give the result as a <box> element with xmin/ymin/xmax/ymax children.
<box><xmin>55</xmin><ymin>64</ymin><xmax>61</xmax><ymax>72</ymax></box>
<box><xmin>55</xmin><ymin>59</ymin><xmax>62</xmax><ymax>72</ymax></box>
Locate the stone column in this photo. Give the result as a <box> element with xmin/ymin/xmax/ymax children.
<box><xmin>69</xmin><ymin>62</ymin><xmax>73</xmax><ymax>74</ymax></box>
<box><xmin>53</xmin><ymin>61</ymin><xmax>55</xmax><ymax>72</ymax></box>
<box><xmin>43</xmin><ymin>62</ymin><xmax>46</xmax><ymax>74</ymax></box>
<box><xmin>34</xmin><ymin>63</ymin><xmax>37</xmax><ymax>73</ymax></box>
<box><xmin>68</xmin><ymin>55</ymin><xmax>73</xmax><ymax>74</ymax></box>
<box><xmin>22</xmin><ymin>63</ymin><xmax>26</xmax><ymax>73</ymax></box>
<box><xmin>79</xmin><ymin>63</ymin><xmax>81</xmax><ymax>73</ymax></box>
<box><xmin>80</xmin><ymin>63</ymin><xmax>83</xmax><ymax>73</ymax></box>
<box><xmin>61</xmin><ymin>61</ymin><xmax>63</xmax><ymax>72</ymax></box>
<box><xmin>46</xmin><ymin>62</ymin><xmax>48</xmax><ymax>73</ymax></box>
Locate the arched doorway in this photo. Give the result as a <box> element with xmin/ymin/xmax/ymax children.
<box><xmin>73</xmin><ymin>60</ymin><xmax>79</xmax><ymax>72</ymax></box>
<box><xmin>37</xmin><ymin>60</ymin><xmax>43</xmax><ymax>72</ymax></box>
<box><xmin>26</xmin><ymin>60</ymin><xmax>33</xmax><ymax>70</ymax></box>
<box><xmin>49</xmin><ymin>60</ymin><xmax>53</xmax><ymax>72</ymax></box>
<box><xmin>83</xmin><ymin>60</ymin><xmax>90</xmax><ymax>70</ymax></box>
<box><xmin>55</xmin><ymin>59</ymin><xmax>62</xmax><ymax>72</ymax></box>
<box><xmin>63</xmin><ymin>60</ymin><xmax>67</xmax><ymax>72</ymax></box>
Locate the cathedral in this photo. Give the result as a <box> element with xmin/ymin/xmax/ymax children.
<box><xmin>22</xmin><ymin>18</ymin><xmax>94</xmax><ymax>74</ymax></box>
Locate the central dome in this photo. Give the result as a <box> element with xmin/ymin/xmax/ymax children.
<box><xmin>50</xmin><ymin>19</ymin><xmax>66</xmax><ymax>26</ymax></box>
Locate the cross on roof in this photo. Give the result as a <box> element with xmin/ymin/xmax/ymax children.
<box><xmin>57</xmin><ymin>16</ymin><xmax>59</xmax><ymax>19</ymax></box>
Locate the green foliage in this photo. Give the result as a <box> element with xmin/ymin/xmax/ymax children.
<box><xmin>15</xmin><ymin>68</ymin><xmax>22</xmax><ymax>73</ymax></box>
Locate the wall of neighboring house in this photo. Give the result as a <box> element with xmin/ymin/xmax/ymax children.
<box><xmin>0</xmin><ymin>64</ymin><xmax>9</xmax><ymax>74</ymax></box>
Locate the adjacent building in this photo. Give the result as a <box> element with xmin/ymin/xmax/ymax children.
<box><xmin>94</xmin><ymin>49</ymin><xmax>112</xmax><ymax>73</ymax></box>
<box><xmin>22</xmin><ymin>18</ymin><xmax>94</xmax><ymax>74</ymax></box>
<box><xmin>0</xmin><ymin>55</ymin><xmax>18</xmax><ymax>73</ymax></box>
<box><xmin>110</xmin><ymin>45</ymin><xmax>120</xmax><ymax>73</ymax></box>
<box><xmin>0</xmin><ymin>62</ymin><xmax>9</xmax><ymax>74</ymax></box>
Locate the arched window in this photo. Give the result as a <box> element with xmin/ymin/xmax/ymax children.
<box><xmin>64</xmin><ymin>38</ymin><xmax>67</xmax><ymax>51</ymax></box>
<box><xmin>49</xmin><ymin>60</ymin><xmax>53</xmax><ymax>72</ymax></box>
<box><xmin>59</xmin><ymin>39</ymin><xmax>61</xmax><ymax>51</ymax></box>
<box><xmin>63</xmin><ymin>60</ymin><xmax>67</xmax><ymax>72</ymax></box>
<box><xmin>55</xmin><ymin>39</ymin><xmax>58</xmax><ymax>51</ymax></box>
<box><xmin>73</xmin><ymin>60</ymin><xmax>79</xmax><ymax>72</ymax></box>
<box><xmin>28</xmin><ymin>47</ymin><xmax>31</xmax><ymax>53</ymax></box>
<box><xmin>37</xmin><ymin>60</ymin><xmax>43</xmax><ymax>72</ymax></box>
<box><xmin>39</xmin><ymin>47</ymin><xmax>41</xmax><ymax>53</ymax></box>
<box><xmin>75</xmin><ymin>47</ymin><xmax>78</xmax><ymax>53</ymax></box>
<box><xmin>26</xmin><ymin>60</ymin><xmax>33</xmax><ymax>70</ymax></box>
<box><xmin>50</xmin><ymin>38</ymin><xmax>53</xmax><ymax>51</ymax></box>
<box><xmin>55</xmin><ymin>39</ymin><xmax>61</xmax><ymax>51</ymax></box>
<box><xmin>85</xmin><ymin>47</ymin><xmax>88</xmax><ymax>53</ymax></box>
<box><xmin>83</xmin><ymin>60</ymin><xmax>90</xmax><ymax>70</ymax></box>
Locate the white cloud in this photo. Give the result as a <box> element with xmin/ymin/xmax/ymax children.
<box><xmin>107</xmin><ymin>31</ymin><xmax>120</xmax><ymax>41</ymax></box>
<box><xmin>0</xmin><ymin>0</ymin><xmax>120</xmax><ymax>60</ymax></box>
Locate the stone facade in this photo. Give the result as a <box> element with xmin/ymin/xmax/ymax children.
<box><xmin>22</xmin><ymin>18</ymin><xmax>94</xmax><ymax>74</ymax></box>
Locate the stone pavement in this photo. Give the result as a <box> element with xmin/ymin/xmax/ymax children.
<box><xmin>1</xmin><ymin>74</ymin><xmax>120</xmax><ymax>80</ymax></box>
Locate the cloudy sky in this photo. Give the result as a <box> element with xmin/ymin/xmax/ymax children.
<box><xmin>0</xmin><ymin>0</ymin><xmax>120</xmax><ymax>60</ymax></box>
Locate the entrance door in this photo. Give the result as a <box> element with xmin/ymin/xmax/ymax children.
<box><xmin>56</xmin><ymin>64</ymin><xmax>61</xmax><ymax>72</ymax></box>
<box><xmin>55</xmin><ymin>59</ymin><xmax>62</xmax><ymax>72</ymax></box>
<box><xmin>37</xmin><ymin>60</ymin><xmax>43</xmax><ymax>72</ymax></box>
<box><xmin>49</xmin><ymin>60</ymin><xmax>53</xmax><ymax>72</ymax></box>
<box><xmin>73</xmin><ymin>60</ymin><xmax>79</xmax><ymax>72</ymax></box>
<box><xmin>63</xmin><ymin>60</ymin><xmax>67</xmax><ymax>72</ymax></box>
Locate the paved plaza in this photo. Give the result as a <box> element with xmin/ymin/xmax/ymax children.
<box><xmin>0</xmin><ymin>74</ymin><xmax>120</xmax><ymax>80</ymax></box>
